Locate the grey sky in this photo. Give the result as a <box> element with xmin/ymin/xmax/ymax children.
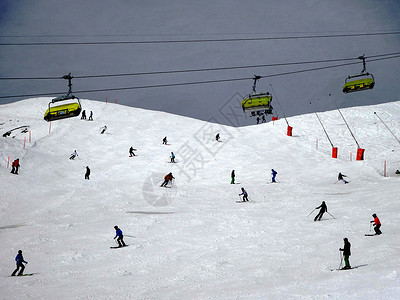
<box><xmin>1</xmin><ymin>0</ymin><xmax>399</xmax><ymax>126</ymax></box>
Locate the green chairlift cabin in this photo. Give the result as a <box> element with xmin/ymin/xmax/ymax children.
<box><xmin>342</xmin><ymin>55</ymin><xmax>375</xmax><ymax>94</ymax></box>
<box><xmin>44</xmin><ymin>73</ymin><xmax>82</xmax><ymax>122</ymax></box>
<box><xmin>241</xmin><ymin>75</ymin><xmax>273</xmax><ymax>117</ymax></box>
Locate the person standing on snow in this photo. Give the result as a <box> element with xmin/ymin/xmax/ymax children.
<box><xmin>89</xmin><ymin>111</ymin><xmax>93</xmax><ymax>121</ymax></box>
<box><xmin>314</xmin><ymin>201</ymin><xmax>327</xmax><ymax>221</ymax></box>
<box><xmin>129</xmin><ymin>146</ymin><xmax>137</xmax><ymax>157</ymax></box>
<box><xmin>113</xmin><ymin>226</ymin><xmax>126</xmax><ymax>247</ymax></box>
<box><xmin>70</xmin><ymin>150</ymin><xmax>78</xmax><ymax>160</ymax></box>
<box><xmin>161</xmin><ymin>172</ymin><xmax>174</xmax><ymax>187</ymax></box>
<box><xmin>215</xmin><ymin>133</ymin><xmax>220</xmax><ymax>141</ymax></box>
<box><xmin>163</xmin><ymin>137</ymin><xmax>168</xmax><ymax>145</ymax></box>
<box><xmin>338</xmin><ymin>172</ymin><xmax>348</xmax><ymax>184</ymax></box>
<box><xmin>11</xmin><ymin>250</ymin><xmax>28</xmax><ymax>276</ymax></box>
<box><xmin>339</xmin><ymin>238</ymin><xmax>351</xmax><ymax>269</ymax></box>
<box><xmin>85</xmin><ymin>166</ymin><xmax>90</xmax><ymax>180</ymax></box>
<box><xmin>231</xmin><ymin>170</ymin><xmax>235</xmax><ymax>184</ymax></box>
<box><xmin>370</xmin><ymin>214</ymin><xmax>382</xmax><ymax>235</ymax></box>
<box><xmin>271</xmin><ymin>169</ymin><xmax>277</xmax><ymax>183</ymax></box>
<box><xmin>239</xmin><ymin>187</ymin><xmax>249</xmax><ymax>202</ymax></box>
<box><xmin>100</xmin><ymin>126</ymin><xmax>107</xmax><ymax>134</ymax></box>
<box><xmin>170</xmin><ymin>152</ymin><xmax>176</xmax><ymax>163</ymax></box>
<box><xmin>11</xmin><ymin>158</ymin><xmax>20</xmax><ymax>174</ymax></box>
<box><xmin>81</xmin><ymin>110</ymin><xmax>86</xmax><ymax>120</ymax></box>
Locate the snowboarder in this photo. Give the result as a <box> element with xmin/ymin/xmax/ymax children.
<box><xmin>163</xmin><ymin>137</ymin><xmax>168</xmax><ymax>145</ymax></box>
<box><xmin>81</xmin><ymin>110</ymin><xmax>86</xmax><ymax>120</ymax></box>
<box><xmin>100</xmin><ymin>126</ymin><xmax>107</xmax><ymax>134</ymax></box>
<box><xmin>239</xmin><ymin>187</ymin><xmax>249</xmax><ymax>202</ymax></box>
<box><xmin>70</xmin><ymin>150</ymin><xmax>78</xmax><ymax>160</ymax></box>
<box><xmin>339</xmin><ymin>238</ymin><xmax>351</xmax><ymax>269</ymax></box>
<box><xmin>370</xmin><ymin>214</ymin><xmax>382</xmax><ymax>235</ymax></box>
<box><xmin>161</xmin><ymin>172</ymin><xmax>174</xmax><ymax>187</ymax></box>
<box><xmin>85</xmin><ymin>166</ymin><xmax>90</xmax><ymax>180</ymax></box>
<box><xmin>129</xmin><ymin>147</ymin><xmax>137</xmax><ymax>157</ymax></box>
<box><xmin>314</xmin><ymin>201</ymin><xmax>327</xmax><ymax>221</ymax></box>
<box><xmin>89</xmin><ymin>111</ymin><xmax>93</xmax><ymax>121</ymax></box>
<box><xmin>231</xmin><ymin>170</ymin><xmax>235</xmax><ymax>184</ymax></box>
<box><xmin>10</xmin><ymin>159</ymin><xmax>20</xmax><ymax>174</ymax></box>
<box><xmin>170</xmin><ymin>152</ymin><xmax>176</xmax><ymax>163</ymax></box>
<box><xmin>338</xmin><ymin>172</ymin><xmax>348</xmax><ymax>184</ymax></box>
<box><xmin>11</xmin><ymin>250</ymin><xmax>28</xmax><ymax>276</ymax></box>
<box><xmin>271</xmin><ymin>169</ymin><xmax>277</xmax><ymax>183</ymax></box>
<box><xmin>215</xmin><ymin>133</ymin><xmax>220</xmax><ymax>141</ymax></box>
<box><xmin>113</xmin><ymin>226</ymin><xmax>126</xmax><ymax>247</ymax></box>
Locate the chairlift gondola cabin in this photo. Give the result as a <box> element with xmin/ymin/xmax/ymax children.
<box><xmin>241</xmin><ymin>76</ymin><xmax>273</xmax><ymax>115</ymax></box>
<box><xmin>44</xmin><ymin>73</ymin><xmax>82</xmax><ymax>122</ymax></box>
<box><xmin>342</xmin><ymin>55</ymin><xmax>375</xmax><ymax>94</ymax></box>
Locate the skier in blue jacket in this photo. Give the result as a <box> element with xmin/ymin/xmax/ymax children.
<box><xmin>11</xmin><ymin>250</ymin><xmax>28</xmax><ymax>276</ymax></box>
<box><xmin>114</xmin><ymin>226</ymin><xmax>126</xmax><ymax>247</ymax></box>
<box><xmin>271</xmin><ymin>169</ymin><xmax>277</xmax><ymax>183</ymax></box>
<box><xmin>239</xmin><ymin>187</ymin><xmax>249</xmax><ymax>202</ymax></box>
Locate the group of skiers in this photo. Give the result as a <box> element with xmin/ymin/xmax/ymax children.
<box><xmin>310</xmin><ymin>199</ymin><xmax>382</xmax><ymax>269</ymax></box>
<box><xmin>80</xmin><ymin>110</ymin><xmax>93</xmax><ymax>121</ymax></box>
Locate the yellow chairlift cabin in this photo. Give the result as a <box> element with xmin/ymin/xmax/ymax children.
<box><xmin>44</xmin><ymin>73</ymin><xmax>82</xmax><ymax>122</ymax></box>
<box><xmin>342</xmin><ymin>55</ymin><xmax>375</xmax><ymax>94</ymax></box>
<box><xmin>241</xmin><ymin>75</ymin><xmax>273</xmax><ymax>116</ymax></box>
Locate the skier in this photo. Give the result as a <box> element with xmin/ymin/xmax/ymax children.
<box><xmin>161</xmin><ymin>172</ymin><xmax>174</xmax><ymax>187</ymax></box>
<box><xmin>10</xmin><ymin>159</ymin><xmax>16</xmax><ymax>174</ymax></box>
<box><xmin>113</xmin><ymin>226</ymin><xmax>126</xmax><ymax>247</ymax></box>
<box><xmin>70</xmin><ymin>150</ymin><xmax>78</xmax><ymax>160</ymax></box>
<box><xmin>370</xmin><ymin>214</ymin><xmax>382</xmax><ymax>235</ymax></box>
<box><xmin>11</xmin><ymin>250</ymin><xmax>28</xmax><ymax>276</ymax></box>
<box><xmin>11</xmin><ymin>159</ymin><xmax>20</xmax><ymax>174</ymax></box>
<box><xmin>100</xmin><ymin>126</ymin><xmax>107</xmax><ymax>134</ymax></box>
<box><xmin>215</xmin><ymin>133</ymin><xmax>220</xmax><ymax>141</ymax></box>
<box><xmin>163</xmin><ymin>137</ymin><xmax>168</xmax><ymax>145</ymax></box>
<box><xmin>256</xmin><ymin>116</ymin><xmax>260</xmax><ymax>124</ymax></box>
<box><xmin>85</xmin><ymin>166</ymin><xmax>90</xmax><ymax>180</ymax></box>
<box><xmin>271</xmin><ymin>169</ymin><xmax>277</xmax><ymax>183</ymax></box>
<box><xmin>170</xmin><ymin>152</ymin><xmax>176</xmax><ymax>163</ymax></box>
<box><xmin>89</xmin><ymin>111</ymin><xmax>93</xmax><ymax>121</ymax></box>
<box><xmin>239</xmin><ymin>187</ymin><xmax>249</xmax><ymax>202</ymax></box>
<box><xmin>129</xmin><ymin>146</ymin><xmax>137</xmax><ymax>157</ymax></box>
<box><xmin>338</xmin><ymin>172</ymin><xmax>348</xmax><ymax>184</ymax></box>
<box><xmin>231</xmin><ymin>170</ymin><xmax>235</xmax><ymax>184</ymax></box>
<box><xmin>339</xmin><ymin>238</ymin><xmax>351</xmax><ymax>269</ymax></box>
<box><xmin>314</xmin><ymin>201</ymin><xmax>327</xmax><ymax>221</ymax></box>
<box><xmin>81</xmin><ymin>110</ymin><xmax>86</xmax><ymax>120</ymax></box>
<box><xmin>262</xmin><ymin>115</ymin><xmax>266</xmax><ymax>123</ymax></box>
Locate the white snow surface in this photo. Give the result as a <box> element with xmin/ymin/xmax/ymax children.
<box><xmin>1</xmin><ymin>98</ymin><xmax>399</xmax><ymax>299</ymax></box>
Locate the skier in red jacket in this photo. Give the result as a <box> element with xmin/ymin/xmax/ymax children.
<box><xmin>370</xmin><ymin>214</ymin><xmax>382</xmax><ymax>235</ymax></box>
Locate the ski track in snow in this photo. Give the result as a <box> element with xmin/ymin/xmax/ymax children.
<box><xmin>1</xmin><ymin>98</ymin><xmax>400</xmax><ymax>299</ymax></box>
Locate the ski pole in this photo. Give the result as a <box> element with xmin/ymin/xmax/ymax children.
<box><xmin>327</xmin><ymin>212</ymin><xmax>336</xmax><ymax>219</ymax></box>
<box><xmin>238</xmin><ymin>194</ymin><xmax>242</xmax><ymax>202</ymax></box>
<box><xmin>369</xmin><ymin>222</ymin><xmax>372</xmax><ymax>232</ymax></box>
<box><xmin>306</xmin><ymin>208</ymin><xmax>316</xmax><ymax>218</ymax></box>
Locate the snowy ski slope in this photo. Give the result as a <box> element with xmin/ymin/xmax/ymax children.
<box><xmin>0</xmin><ymin>98</ymin><xmax>399</xmax><ymax>299</ymax></box>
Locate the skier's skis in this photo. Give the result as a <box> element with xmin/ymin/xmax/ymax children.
<box><xmin>330</xmin><ymin>264</ymin><xmax>367</xmax><ymax>271</ymax></box>
<box><xmin>365</xmin><ymin>233</ymin><xmax>379</xmax><ymax>236</ymax></box>
<box><xmin>110</xmin><ymin>245</ymin><xmax>130</xmax><ymax>249</ymax></box>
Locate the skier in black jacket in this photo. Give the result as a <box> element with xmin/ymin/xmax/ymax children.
<box><xmin>339</xmin><ymin>238</ymin><xmax>351</xmax><ymax>269</ymax></box>
<box><xmin>314</xmin><ymin>201</ymin><xmax>327</xmax><ymax>221</ymax></box>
